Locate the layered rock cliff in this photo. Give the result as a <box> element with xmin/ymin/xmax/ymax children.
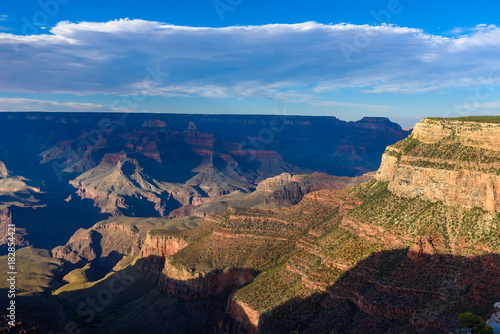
<box><xmin>51</xmin><ymin>215</ymin><xmax>203</xmax><ymax>273</ymax></box>
<box><xmin>256</xmin><ymin>171</ymin><xmax>374</xmax><ymax>207</ymax></box>
<box><xmin>141</xmin><ymin>231</ymin><xmax>188</xmax><ymax>258</ymax></box>
<box><xmin>376</xmin><ymin>117</ymin><xmax>500</xmax><ymax>211</ymax></box>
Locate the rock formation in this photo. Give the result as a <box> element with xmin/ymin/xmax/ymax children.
<box><xmin>0</xmin><ymin>161</ymin><xmax>8</xmax><ymax>178</ymax></box>
<box><xmin>256</xmin><ymin>171</ymin><xmax>374</xmax><ymax>207</ymax></box>
<box><xmin>69</xmin><ymin>154</ymin><xmax>183</xmax><ymax>216</ymax></box>
<box><xmin>141</xmin><ymin>231</ymin><xmax>188</xmax><ymax>258</ymax></box>
<box><xmin>0</xmin><ymin>207</ymin><xmax>28</xmax><ymax>247</ymax></box>
<box><xmin>376</xmin><ymin>117</ymin><xmax>500</xmax><ymax>211</ymax></box>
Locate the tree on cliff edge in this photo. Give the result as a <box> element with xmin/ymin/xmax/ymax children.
<box><xmin>454</xmin><ymin>312</ymin><xmax>494</xmax><ymax>334</ymax></box>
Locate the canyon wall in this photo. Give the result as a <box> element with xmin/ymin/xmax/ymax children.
<box><xmin>141</xmin><ymin>232</ymin><xmax>188</xmax><ymax>258</ymax></box>
<box><xmin>412</xmin><ymin>118</ymin><xmax>500</xmax><ymax>151</ymax></box>
<box><xmin>376</xmin><ymin>118</ymin><xmax>500</xmax><ymax>211</ymax></box>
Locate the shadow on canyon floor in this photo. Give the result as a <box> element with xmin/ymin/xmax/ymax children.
<box><xmin>55</xmin><ymin>256</ymin><xmax>258</xmax><ymax>334</ymax></box>
<box><xmin>5</xmin><ymin>250</ymin><xmax>500</xmax><ymax>334</ymax></box>
<box><xmin>259</xmin><ymin>249</ymin><xmax>500</xmax><ymax>334</ymax></box>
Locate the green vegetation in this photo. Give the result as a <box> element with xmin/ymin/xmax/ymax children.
<box><xmin>348</xmin><ymin>181</ymin><xmax>500</xmax><ymax>253</ymax></box>
<box><xmin>384</xmin><ymin>148</ymin><xmax>402</xmax><ymax>161</ymax></box>
<box><xmin>62</xmin><ymin>263</ymin><xmax>94</xmax><ymax>284</ymax></box>
<box><xmin>399</xmin><ymin>134</ymin><xmax>420</xmax><ymax>154</ymax></box>
<box><xmin>385</xmin><ymin>129</ymin><xmax>500</xmax><ymax>175</ymax></box>
<box><xmin>427</xmin><ymin>116</ymin><xmax>500</xmax><ymax>124</ymax></box>
<box><xmin>318</xmin><ymin>224</ymin><xmax>383</xmax><ymax>268</ymax></box>
<box><xmin>101</xmin><ymin>215</ymin><xmax>203</xmax><ymax>238</ymax></box>
<box><xmin>0</xmin><ymin>247</ymin><xmax>64</xmax><ymax>295</ymax></box>
<box><xmin>454</xmin><ymin>312</ymin><xmax>494</xmax><ymax>334</ymax></box>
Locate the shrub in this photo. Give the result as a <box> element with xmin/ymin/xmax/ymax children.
<box><xmin>454</xmin><ymin>312</ymin><xmax>494</xmax><ymax>334</ymax></box>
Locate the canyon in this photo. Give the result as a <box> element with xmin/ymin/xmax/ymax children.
<box><xmin>0</xmin><ymin>112</ymin><xmax>408</xmax><ymax>250</ymax></box>
<box><xmin>2</xmin><ymin>115</ymin><xmax>500</xmax><ymax>334</ymax></box>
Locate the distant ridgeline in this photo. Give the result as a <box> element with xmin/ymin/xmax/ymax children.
<box><xmin>0</xmin><ymin>112</ymin><xmax>409</xmax><ymax>177</ymax></box>
<box><xmin>0</xmin><ymin>112</ymin><xmax>408</xmax><ymax>250</ymax></box>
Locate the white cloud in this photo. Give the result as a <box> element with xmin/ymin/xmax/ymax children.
<box><xmin>0</xmin><ymin>98</ymin><xmax>109</xmax><ymax>112</ymax></box>
<box><xmin>0</xmin><ymin>19</ymin><xmax>499</xmax><ymax>103</ymax></box>
<box><xmin>452</xmin><ymin>101</ymin><xmax>500</xmax><ymax>113</ymax></box>
<box><xmin>308</xmin><ymin>100</ymin><xmax>391</xmax><ymax>112</ymax></box>
<box><xmin>0</xmin><ymin>15</ymin><xmax>7</xmax><ymax>21</ymax></box>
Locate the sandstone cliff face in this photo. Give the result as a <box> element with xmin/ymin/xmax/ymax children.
<box><xmin>413</xmin><ymin>118</ymin><xmax>500</xmax><ymax>151</ymax></box>
<box><xmin>376</xmin><ymin>118</ymin><xmax>500</xmax><ymax>211</ymax></box>
<box><xmin>377</xmin><ymin>154</ymin><xmax>500</xmax><ymax>211</ymax></box>
<box><xmin>141</xmin><ymin>232</ymin><xmax>188</xmax><ymax>258</ymax></box>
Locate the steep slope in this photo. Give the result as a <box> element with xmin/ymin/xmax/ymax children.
<box><xmin>70</xmin><ymin>153</ymin><xmax>184</xmax><ymax>216</ymax></box>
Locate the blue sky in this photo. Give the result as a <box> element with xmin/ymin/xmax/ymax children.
<box><xmin>1</xmin><ymin>0</ymin><xmax>500</xmax><ymax>127</ymax></box>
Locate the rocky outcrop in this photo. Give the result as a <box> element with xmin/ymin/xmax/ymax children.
<box><xmin>52</xmin><ymin>222</ymin><xmax>141</xmax><ymax>270</ymax></box>
<box><xmin>413</xmin><ymin>118</ymin><xmax>500</xmax><ymax>151</ymax></box>
<box><xmin>256</xmin><ymin>172</ymin><xmax>374</xmax><ymax>207</ymax></box>
<box><xmin>158</xmin><ymin>262</ymin><xmax>255</xmax><ymax>301</ymax></box>
<box><xmin>376</xmin><ymin>118</ymin><xmax>500</xmax><ymax>211</ymax></box>
<box><xmin>0</xmin><ymin>207</ymin><xmax>28</xmax><ymax>247</ymax></box>
<box><xmin>0</xmin><ymin>161</ymin><xmax>7</xmax><ymax>178</ymax></box>
<box><xmin>70</xmin><ymin>154</ymin><xmax>182</xmax><ymax>216</ymax></box>
<box><xmin>377</xmin><ymin>154</ymin><xmax>500</xmax><ymax>211</ymax></box>
<box><xmin>141</xmin><ymin>232</ymin><xmax>188</xmax><ymax>258</ymax></box>
<box><xmin>51</xmin><ymin>228</ymin><xmax>101</xmax><ymax>264</ymax></box>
